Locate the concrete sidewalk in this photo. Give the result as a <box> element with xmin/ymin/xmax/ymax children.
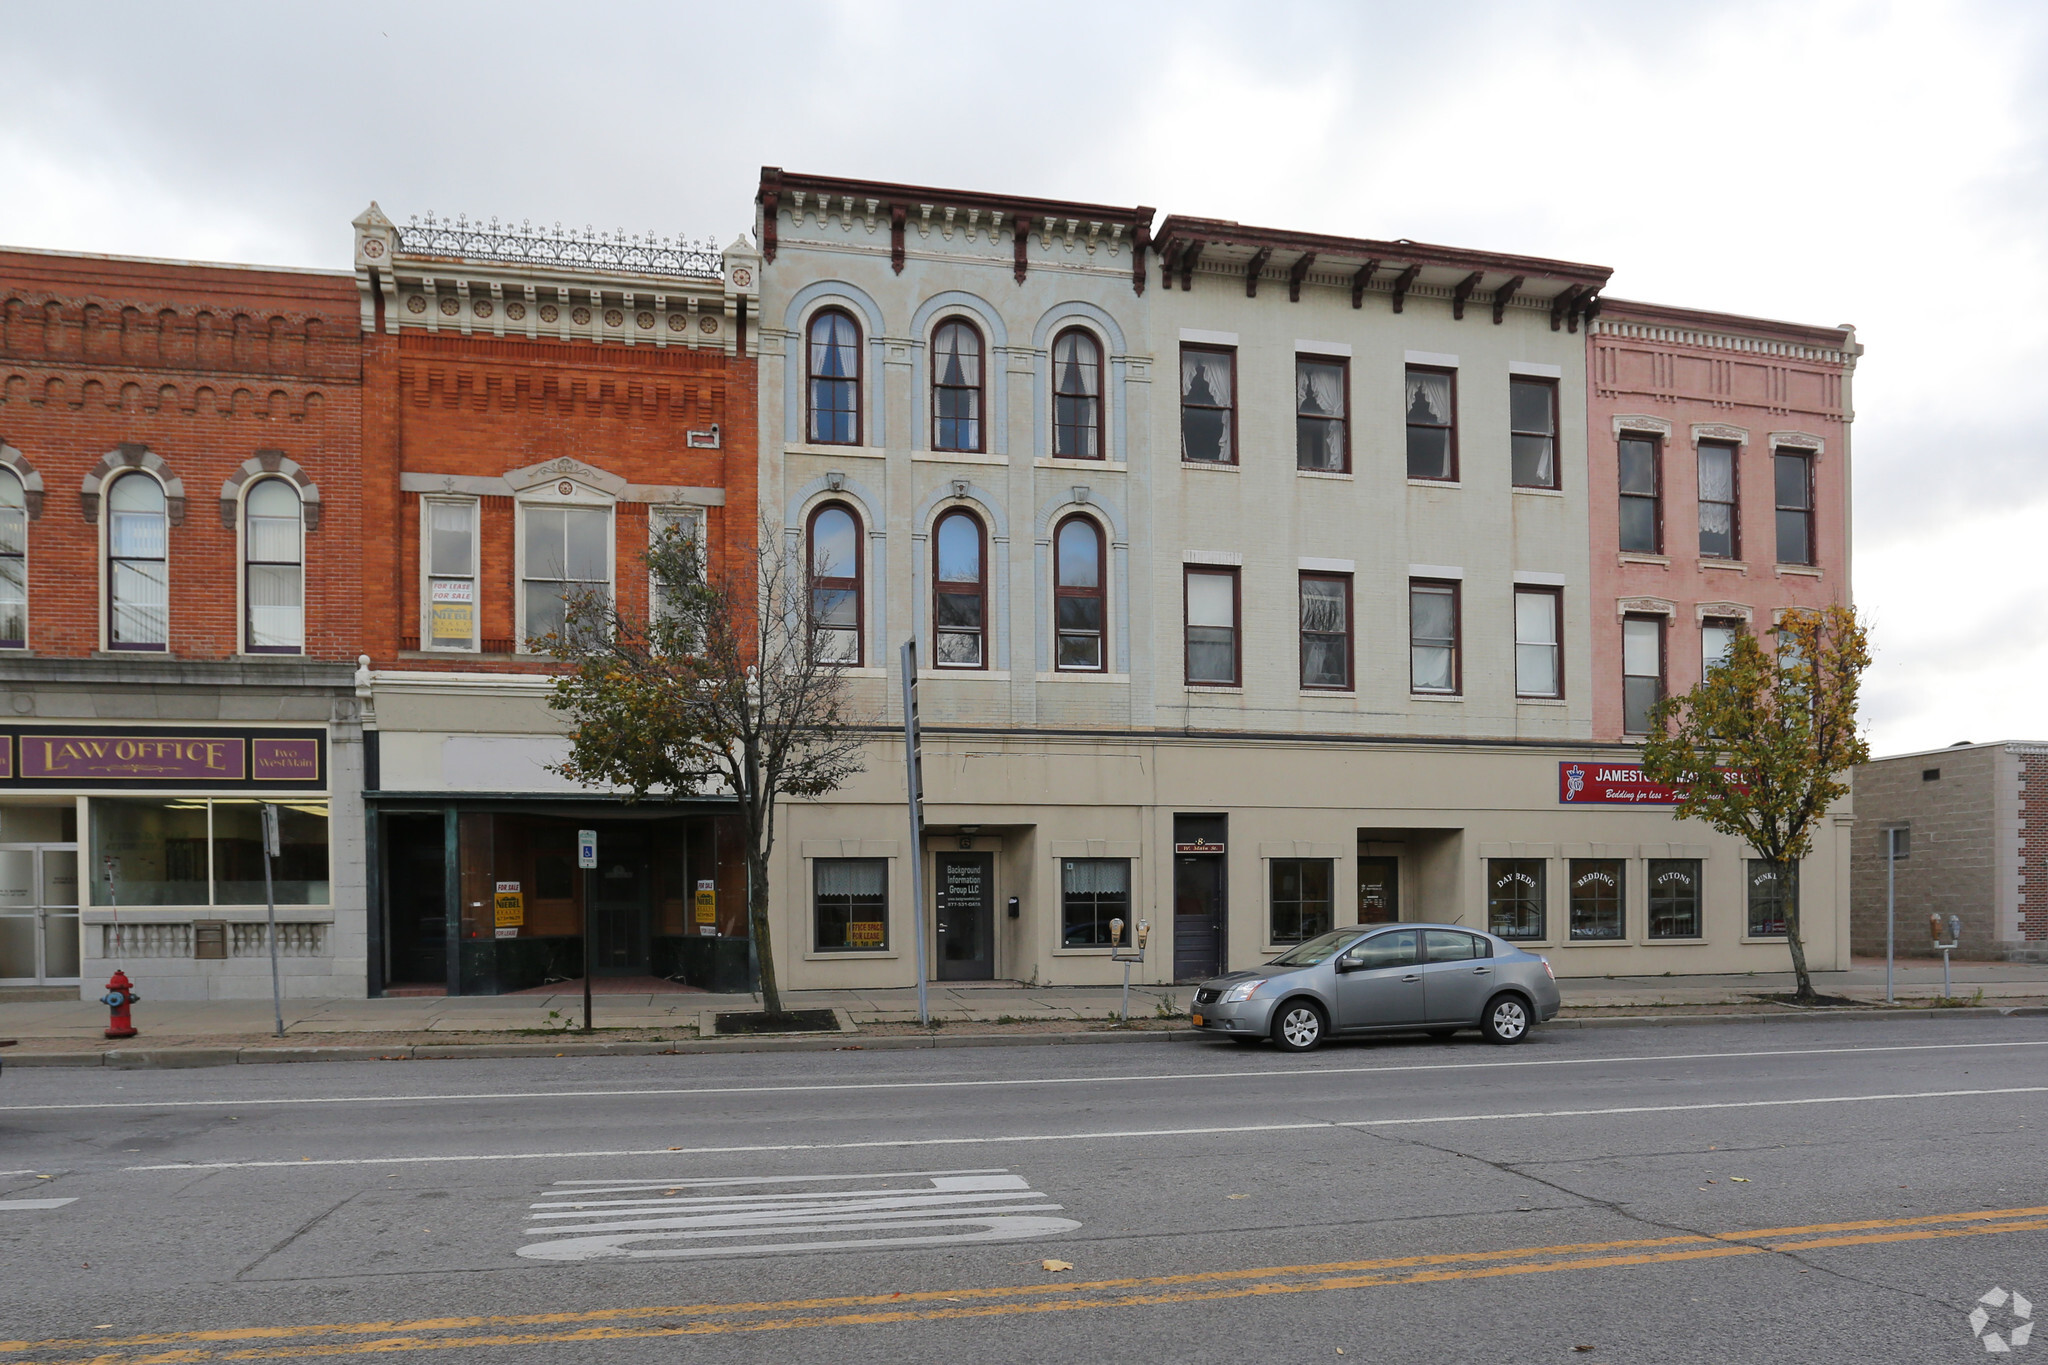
<box><xmin>3</xmin><ymin>955</ymin><xmax>2044</xmax><ymax>1044</ymax></box>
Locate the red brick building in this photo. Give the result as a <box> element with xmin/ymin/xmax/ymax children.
<box><xmin>348</xmin><ymin>207</ymin><xmax>762</xmax><ymax>995</ymax></box>
<box><xmin>0</xmin><ymin>248</ymin><xmax>364</xmax><ymax>997</ymax></box>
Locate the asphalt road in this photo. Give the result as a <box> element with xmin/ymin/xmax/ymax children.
<box><xmin>3</xmin><ymin>1017</ymin><xmax>2046</xmax><ymax>1364</ymax></box>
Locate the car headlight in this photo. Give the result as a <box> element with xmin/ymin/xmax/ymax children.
<box><xmin>1221</xmin><ymin>979</ymin><xmax>1266</xmax><ymax>1004</ymax></box>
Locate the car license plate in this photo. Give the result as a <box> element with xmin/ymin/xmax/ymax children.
<box><xmin>1190</xmin><ymin>1012</ymin><xmax>1204</xmax><ymax>1027</ymax></box>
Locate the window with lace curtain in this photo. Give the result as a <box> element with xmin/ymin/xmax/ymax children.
<box><xmin>1299</xmin><ymin>572</ymin><xmax>1350</xmax><ymax>690</ymax></box>
<box><xmin>931</xmin><ymin>319</ymin><xmax>984</xmax><ymax>452</ymax></box>
<box><xmin>814</xmin><ymin>857</ymin><xmax>888</xmax><ymax>952</ymax></box>
<box><xmin>1061</xmin><ymin>857</ymin><xmax>1130</xmax><ymax>947</ymax></box>
<box><xmin>243</xmin><ymin>479</ymin><xmax>304</xmax><ymax>654</ymax></box>
<box><xmin>1296</xmin><ymin>356</ymin><xmax>1348</xmax><ymax>472</ymax></box>
<box><xmin>1698</xmin><ymin>441</ymin><xmax>1739</xmax><ymax>558</ymax></box>
<box><xmin>1180</xmin><ymin>346</ymin><xmax>1235</xmax><ymax>464</ymax></box>
<box><xmin>1405</xmin><ymin>367</ymin><xmax>1457</xmax><ymax>480</ymax></box>
<box><xmin>0</xmin><ymin>468</ymin><xmax>26</xmax><ymax>648</ymax></box>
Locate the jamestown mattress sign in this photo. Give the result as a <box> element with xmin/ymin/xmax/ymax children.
<box><xmin>0</xmin><ymin>727</ymin><xmax>326</xmax><ymax>788</ymax></box>
<box><xmin>1557</xmin><ymin>761</ymin><xmax>1681</xmax><ymax>806</ymax></box>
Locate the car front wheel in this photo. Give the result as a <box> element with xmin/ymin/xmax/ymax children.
<box><xmin>1272</xmin><ymin>1001</ymin><xmax>1327</xmax><ymax>1052</ymax></box>
<box><xmin>1481</xmin><ymin>993</ymin><xmax>1531</xmax><ymax>1045</ymax></box>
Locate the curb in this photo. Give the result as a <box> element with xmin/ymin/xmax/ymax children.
<box><xmin>2</xmin><ymin>1005</ymin><xmax>2043</xmax><ymax>1069</ymax></box>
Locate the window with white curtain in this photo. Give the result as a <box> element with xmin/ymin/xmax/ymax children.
<box><xmin>1409</xmin><ymin>579</ymin><xmax>1459</xmax><ymax>693</ymax></box>
<box><xmin>1061</xmin><ymin>857</ymin><xmax>1130</xmax><ymax>947</ymax></box>
<box><xmin>931</xmin><ymin>320</ymin><xmax>984</xmax><ymax>452</ymax></box>
<box><xmin>1296</xmin><ymin>357</ymin><xmax>1347</xmax><ymax>472</ymax></box>
<box><xmin>814</xmin><ymin>857</ymin><xmax>888</xmax><ymax>952</ymax></box>
<box><xmin>1299</xmin><ymin>573</ymin><xmax>1350</xmax><ymax>689</ymax></box>
<box><xmin>1698</xmin><ymin>442</ymin><xmax>1738</xmax><ymax>558</ymax></box>
<box><xmin>0</xmin><ymin>468</ymin><xmax>26</xmax><ymax>648</ymax></box>
<box><xmin>243</xmin><ymin>479</ymin><xmax>304</xmax><ymax>653</ymax></box>
<box><xmin>1405</xmin><ymin>368</ymin><xmax>1456</xmax><ymax>480</ymax></box>
<box><xmin>1514</xmin><ymin>587</ymin><xmax>1561</xmax><ymax>698</ymax></box>
<box><xmin>1623</xmin><ymin>614</ymin><xmax>1664</xmax><ymax>734</ymax></box>
<box><xmin>425</xmin><ymin>499</ymin><xmax>477</xmax><ymax>651</ymax></box>
<box><xmin>107</xmin><ymin>472</ymin><xmax>168</xmax><ymax>650</ymax></box>
<box><xmin>1180</xmin><ymin>347</ymin><xmax>1235</xmax><ymax>464</ymax></box>
<box><xmin>1052</xmin><ymin>329</ymin><xmax>1103</xmax><ymax>460</ymax></box>
<box><xmin>1184</xmin><ymin>567</ymin><xmax>1239</xmax><ymax>685</ymax></box>
<box><xmin>1510</xmin><ymin>378</ymin><xmax>1558</xmax><ymax>488</ymax></box>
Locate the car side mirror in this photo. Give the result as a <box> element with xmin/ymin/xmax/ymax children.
<box><xmin>1335</xmin><ymin>953</ymin><xmax>1361</xmax><ymax>973</ymax></box>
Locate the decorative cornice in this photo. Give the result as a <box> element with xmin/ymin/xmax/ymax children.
<box><xmin>1691</xmin><ymin>423</ymin><xmax>1749</xmax><ymax>446</ymax></box>
<box><xmin>1613</xmin><ymin>415</ymin><xmax>1673</xmax><ymax>439</ymax></box>
<box><xmin>1616</xmin><ymin>596</ymin><xmax>1677</xmax><ymax>618</ymax></box>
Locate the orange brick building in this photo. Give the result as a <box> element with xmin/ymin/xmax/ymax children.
<box><xmin>0</xmin><ymin>248</ymin><xmax>365</xmax><ymax>997</ymax></box>
<box><xmin>348</xmin><ymin>206</ymin><xmax>762</xmax><ymax>996</ymax></box>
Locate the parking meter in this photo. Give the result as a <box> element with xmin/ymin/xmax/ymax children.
<box><xmin>1109</xmin><ymin>917</ymin><xmax>1149</xmax><ymax>1021</ymax></box>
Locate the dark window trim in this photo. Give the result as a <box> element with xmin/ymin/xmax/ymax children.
<box><xmin>1060</xmin><ymin>856</ymin><xmax>1132</xmax><ymax>949</ymax></box>
<box><xmin>1621</xmin><ymin>611</ymin><xmax>1666</xmax><ymax>736</ymax></box>
<box><xmin>1773</xmin><ymin>447</ymin><xmax>1816</xmax><ymax>566</ymax></box>
<box><xmin>1298</xmin><ymin>570</ymin><xmax>1353</xmax><ymax>691</ymax></box>
<box><xmin>1268</xmin><ymin>856</ymin><xmax>1335</xmax><ymax>945</ymax></box>
<box><xmin>807</xmin><ymin>499</ymin><xmax>864</xmax><ymax>667</ymax></box>
<box><xmin>1618</xmin><ymin>433</ymin><xmax>1664</xmax><ymax>554</ymax></box>
<box><xmin>1697</xmin><ymin>438</ymin><xmax>1740</xmax><ymax>560</ymax></box>
<box><xmin>0</xmin><ymin>466</ymin><xmax>26</xmax><ymax>650</ymax></box>
<box><xmin>1295</xmin><ymin>353</ymin><xmax>1351</xmax><ymax>474</ymax></box>
<box><xmin>805</xmin><ymin>306</ymin><xmax>864</xmax><ymax>446</ymax></box>
<box><xmin>1567</xmin><ymin>856</ymin><xmax>1626</xmax><ymax>941</ymax></box>
<box><xmin>1050</xmin><ymin>325</ymin><xmax>1106</xmax><ymax>462</ymax></box>
<box><xmin>1509</xmin><ymin>375</ymin><xmax>1560</xmax><ymax>491</ymax></box>
<box><xmin>1746</xmin><ymin>858</ymin><xmax>1797</xmax><ymax>938</ymax></box>
<box><xmin>1647</xmin><ymin>857</ymin><xmax>1704</xmax><ymax>939</ymax></box>
<box><xmin>1486</xmin><ymin>856</ymin><xmax>1546</xmax><ymax>941</ymax></box>
<box><xmin>243</xmin><ymin>476</ymin><xmax>304</xmax><ymax>656</ymax></box>
<box><xmin>1513</xmin><ymin>583</ymin><xmax>1564</xmax><ymax>700</ymax></box>
<box><xmin>931</xmin><ymin>507</ymin><xmax>988</xmax><ymax>670</ymax></box>
<box><xmin>1408</xmin><ymin>576</ymin><xmax>1462</xmax><ymax>696</ymax></box>
<box><xmin>1404</xmin><ymin>364</ymin><xmax>1459</xmax><ymax>482</ymax></box>
<box><xmin>1179</xmin><ymin>343</ymin><xmax>1239</xmax><ymax>467</ymax></box>
<box><xmin>1052</xmin><ymin>512</ymin><xmax>1107</xmax><ymax>673</ymax></box>
<box><xmin>1183</xmin><ymin>563</ymin><xmax>1241</xmax><ymax>687</ymax></box>
<box><xmin>930</xmin><ymin>315</ymin><xmax>987</xmax><ymax>454</ymax></box>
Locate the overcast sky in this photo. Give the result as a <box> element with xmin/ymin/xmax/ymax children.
<box><xmin>3</xmin><ymin>0</ymin><xmax>2042</xmax><ymax>756</ymax></box>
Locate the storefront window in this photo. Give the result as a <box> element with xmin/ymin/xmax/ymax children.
<box><xmin>1648</xmin><ymin>859</ymin><xmax>1702</xmax><ymax>938</ymax></box>
<box><xmin>1269</xmin><ymin>858</ymin><xmax>1332</xmax><ymax>944</ymax></box>
<box><xmin>1061</xmin><ymin>858</ymin><xmax>1129</xmax><ymax>947</ymax></box>
<box><xmin>91</xmin><ymin>798</ymin><xmax>329</xmax><ymax>906</ymax></box>
<box><xmin>1487</xmin><ymin>858</ymin><xmax>1545</xmax><ymax>941</ymax></box>
<box><xmin>814</xmin><ymin>857</ymin><xmax>888</xmax><ymax>952</ymax></box>
<box><xmin>1568</xmin><ymin>859</ymin><xmax>1625</xmax><ymax>940</ymax></box>
<box><xmin>1747</xmin><ymin>860</ymin><xmax>1795</xmax><ymax>937</ymax></box>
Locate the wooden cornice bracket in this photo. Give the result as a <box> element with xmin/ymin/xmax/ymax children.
<box><xmin>1491</xmin><ymin>275</ymin><xmax>1525</xmax><ymax>325</ymax></box>
<box><xmin>1351</xmin><ymin>259</ymin><xmax>1380</xmax><ymax>309</ymax></box>
<box><xmin>1287</xmin><ymin>251</ymin><xmax>1317</xmax><ymax>302</ymax></box>
<box><xmin>1572</xmin><ymin>290</ymin><xmax>1603</xmax><ymax>332</ymax></box>
<box><xmin>1243</xmin><ymin>245</ymin><xmax>1273</xmax><ymax>298</ymax></box>
<box><xmin>1451</xmin><ymin>271</ymin><xmax>1484</xmax><ymax>321</ymax></box>
<box><xmin>1012</xmin><ymin>215</ymin><xmax>1033</xmax><ymax>283</ymax></box>
<box><xmin>890</xmin><ymin>204</ymin><xmax>907</xmax><ymax>274</ymax></box>
<box><xmin>1389</xmin><ymin>264</ymin><xmax>1421</xmax><ymax>314</ymax></box>
<box><xmin>1550</xmin><ymin>284</ymin><xmax>1585</xmax><ymax>332</ymax></box>
<box><xmin>1178</xmin><ymin>239</ymin><xmax>1205</xmax><ymax>291</ymax></box>
<box><xmin>1132</xmin><ymin>214</ymin><xmax>1153</xmax><ymax>295</ymax></box>
<box><xmin>760</xmin><ymin>189</ymin><xmax>781</xmax><ymax>263</ymax></box>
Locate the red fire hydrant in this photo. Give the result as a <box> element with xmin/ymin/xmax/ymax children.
<box><xmin>101</xmin><ymin>970</ymin><xmax>139</xmax><ymax>1040</ymax></box>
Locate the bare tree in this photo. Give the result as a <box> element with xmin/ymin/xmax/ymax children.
<box><xmin>541</xmin><ymin>516</ymin><xmax>866</xmax><ymax>1015</ymax></box>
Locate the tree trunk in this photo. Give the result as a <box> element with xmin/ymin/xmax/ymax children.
<box><xmin>1778</xmin><ymin>857</ymin><xmax>1817</xmax><ymax>1003</ymax></box>
<box><xmin>747</xmin><ymin>842</ymin><xmax>782</xmax><ymax>1015</ymax></box>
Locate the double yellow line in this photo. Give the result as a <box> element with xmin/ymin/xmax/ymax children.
<box><xmin>8</xmin><ymin>1204</ymin><xmax>2045</xmax><ymax>1361</ymax></box>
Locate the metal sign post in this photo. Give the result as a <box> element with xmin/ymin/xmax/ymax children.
<box><xmin>901</xmin><ymin>640</ymin><xmax>929</xmax><ymax>1028</ymax></box>
<box><xmin>578</xmin><ymin>829</ymin><xmax>598</xmax><ymax>1032</ymax></box>
<box><xmin>1884</xmin><ymin>826</ymin><xmax>1906</xmax><ymax>1005</ymax></box>
<box><xmin>1108</xmin><ymin>916</ymin><xmax>1151</xmax><ymax>1021</ymax></box>
<box><xmin>261</xmin><ymin>803</ymin><xmax>284</xmax><ymax>1038</ymax></box>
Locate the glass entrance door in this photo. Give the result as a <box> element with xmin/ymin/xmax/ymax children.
<box><xmin>0</xmin><ymin>844</ymin><xmax>81</xmax><ymax>984</ymax></box>
<box><xmin>934</xmin><ymin>853</ymin><xmax>994</xmax><ymax>981</ymax></box>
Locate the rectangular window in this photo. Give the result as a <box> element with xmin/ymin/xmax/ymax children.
<box><xmin>1622</xmin><ymin>614</ymin><xmax>1664</xmax><ymax>735</ymax></box>
<box><xmin>1774</xmin><ymin>451</ymin><xmax>1814</xmax><ymax>565</ymax></box>
<box><xmin>1180</xmin><ymin>346</ymin><xmax>1235</xmax><ymax>464</ymax></box>
<box><xmin>1514</xmin><ymin>587</ymin><xmax>1561</xmax><ymax>698</ymax></box>
<box><xmin>1648</xmin><ymin>859</ymin><xmax>1702</xmax><ymax>938</ymax></box>
<box><xmin>1747</xmin><ymin>859</ymin><xmax>1795</xmax><ymax>936</ymax></box>
<box><xmin>1269</xmin><ymin>858</ymin><xmax>1334</xmax><ymax>944</ymax></box>
<box><xmin>813</xmin><ymin>857</ymin><xmax>888</xmax><ymax>952</ymax></box>
<box><xmin>1510</xmin><ymin>377</ymin><xmax>1558</xmax><ymax>489</ymax></box>
<box><xmin>1184</xmin><ymin>566</ymin><xmax>1239</xmax><ymax>686</ymax></box>
<box><xmin>647</xmin><ymin>505</ymin><xmax>704</xmax><ymax>627</ymax></box>
<box><xmin>1487</xmin><ymin>858</ymin><xmax>1545</xmax><ymax>940</ymax></box>
<box><xmin>522</xmin><ymin>505</ymin><xmax>611</xmax><ymax>647</ymax></box>
<box><xmin>425</xmin><ymin>499</ymin><xmax>478</xmax><ymax>651</ymax></box>
<box><xmin>1405</xmin><ymin>367</ymin><xmax>1457</xmax><ymax>480</ymax></box>
<box><xmin>1299</xmin><ymin>573</ymin><xmax>1351</xmax><ymax>690</ymax></box>
<box><xmin>90</xmin><ymin>798</ymin><xmax>331</xmax><ymax>907</ymax></box>
<box><xmin>1295</xmin><ymin>356</ymin><xmax>1348</xmax><ymax>472</ymax></box>
<box><xmin>1701</xmin><ymin>617</ymin><xmax>1740</xmax><ymax>674</ymax></box>
<box><xmin>1409</xmin><ymin>579</ymin><xmax>1460</xmax><ymax>694</ymax></box>
<box><xmin>1061</xmin><ymin>857</ymin><xmax>1130</xmax><ymax>947</ymax></box>
<box><xmin>1568</xmin><ymin>858</ymin><xmax>1625</xmax><ymax>940</ymax></box>
<box><xmin>1618</xmin><ymin>436</ymin><xmax>1661</xmax><ymax>553</ymax></box>
<box><xmin>1698</xmin><ymin>441</ymin><xmax>1739</xmax><ymax>558</ymax></box>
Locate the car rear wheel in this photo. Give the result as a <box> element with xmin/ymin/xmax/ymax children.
<box><xmin>1272</xmin><ymin>1001</ymin><xmax>1327</xmax><ymax>1052</ymax></box>
<box><xmin>1481</xmin><ymin>993</ymin><xmax>1531</xmax><ymax>1045</ymax></box>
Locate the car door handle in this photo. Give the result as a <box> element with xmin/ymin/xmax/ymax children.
<box><xmin>1401</xmin><ymin>973</ymin><xmax>1421</xmax><ymax>982</ymax></box>
<box><xmin>1473</xmin><ymin>966</ymin><xmax>1491</xmax><ymax>974</ymax></box>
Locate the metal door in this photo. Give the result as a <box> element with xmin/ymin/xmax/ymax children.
<box><xmin>934</xmin><ymin>853</ymin><xmax>994</xmax><ymax>981</ymax></box>
<box><xmin>1357</xmin><ymin>856</ymin><xmax>1399</xmax><ymax>925</ymax></box>
<box><xmin>0</xmin><ymin>844</ymin><xmax>81</xmax><ymax>984</ymax></box>
<box><xmin>1173</xmin><ymin>854</ymin><xmax>1225</xmax><ymax>983</ymax></box>
<box><xmin>1333</xmin><ymin>928</ymin><xmax>1425</xmax><ymax>1029</ymax></box>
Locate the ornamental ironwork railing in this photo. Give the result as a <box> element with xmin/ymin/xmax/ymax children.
<box><xmin>397</xmin><ymin>212</ymin><xmax>724</xmax><ymax>279</ymax></box>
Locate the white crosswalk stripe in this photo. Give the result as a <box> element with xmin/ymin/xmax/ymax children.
<box><xmin>516</xmin><ymin>1166</ymin><xmax>1078</xmax><ymax>1261</ymax></box>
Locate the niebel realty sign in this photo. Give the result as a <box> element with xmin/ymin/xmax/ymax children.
<box><xmin>1558</xmin><ymin>762</ymin><xmax>1681</xmax><ymax>806</ymax></box>
<box><xmin>0</xmin><ymin>727</ymin><xmax>326</xmax><ymax>788</ymax></box>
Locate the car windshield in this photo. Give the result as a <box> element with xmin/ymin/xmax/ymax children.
<box><xmin>1268</xmin><ymin>929</ymin><xmax>1367</xmax><ymax>967</ymax></box>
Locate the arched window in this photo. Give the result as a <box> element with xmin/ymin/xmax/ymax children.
<box><xmin>807</xmin><ymin>502</ymin><xmax>862</xmax><ymax>664</ymax></box>
<box><xmin>933</xmin><ymin>509</ymin><xmax>986</xmax><ymax>668</ymax></box>
<box><xmin>1054</xmin><ymin>514</ymin><xmax>1105</xmax><ymax>671</ymax></box>
<box><xmin>931</xmin><ymin>319</ymin><xmax>984</xmax><ymax>452</ymax></box>
<box><xmin>1052</xmin><ymin>328</ymin><xmax>1103</xmax><ymax>460</ymax></box>
<box><xmin>107</xmin><ymin>472</ymin><xmax>168</xmax><ymax>650</ymax></box>
<box><xmin>0</xmin><ymin>468</ymin><xmax>25</xmax><ymax>648</ymax></box>
<box><xmin>807</xmin><ymin>309</ymin><xmax>862</xmax><ymax>445</ymax></box>
<box><xmin>244</xmin><ymin>479</ymin><xmax>304</xmax><ymax>653</ymax></box>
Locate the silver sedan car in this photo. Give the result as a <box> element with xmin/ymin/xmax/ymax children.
<box><xmin>1189</xmin><ymin>923</ymin><xmax>1560</xmax><ymax>1051</ymax></box>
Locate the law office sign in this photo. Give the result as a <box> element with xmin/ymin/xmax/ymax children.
<box><xmin>0</xmin><ymin>727</ymin><xmax>327</xmax><ymax>789</ymax></box>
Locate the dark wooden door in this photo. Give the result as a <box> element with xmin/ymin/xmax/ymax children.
<box><xmin>1358</xmin><ymin>856</ymin><xmax>1400</xmax><ymax>924</ymax></box>
<box><xmin>590</xmin><ymin>830</ymin><xmax>650</xmax><ymax>976</ymax></box>
<box><xmin>935</xmin><ymin>853</ymin><xmax>995</xmax><ymax>981</ymax></box>
<box><xmin>1173</xmin><ymin>854</ymin><xmax>1225</xmax><ymax>983</ymax></box>
<box><xmin>385</xmin><ymin>813</ymin><xmax>447</xmax><ymax>986</ymax></box>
